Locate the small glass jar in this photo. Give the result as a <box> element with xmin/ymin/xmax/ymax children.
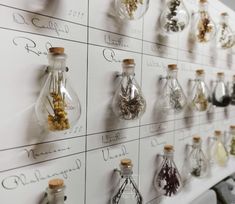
<box><xmin>46</xmin><ymin>179</ymin><xmax>66</xmax><ymax>204</ymax></box>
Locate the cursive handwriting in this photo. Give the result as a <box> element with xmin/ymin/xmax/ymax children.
<box><xmin>102</xmin><ymin>145</ymin><xmax>129</xmax><ymax>161</ymax></box>
<box><xmin>1</xmin><ymin>159</ymin><xmax>81</xmax><ymax>190</ymax></box>
<box><xmin>104</xmin><ymin>35</ymin><xmax>128</xmax><ymax>48</ymax></box>
<box><xmin>102</xmin><ymin>132</ymin><xmax>126</xmax><ymax>143</ymax></box>
<box><xmin>24</xmin><ymin>146</ymin><xmax>71</xmax><ymax>160</ymax></box>
<box><xmin>146</xmin><ymin>59</ymin><xmax>162</xmax><ymax>68</ymax></box>
<box><xmin>103</xmin><ymin>48</ymin><xmax>121</xmax><ymax>63</ymax></box>
<box><xmin>13</xmin><ymin>36</ymin><xmax>52</xmax><ymax>56</ymax></box>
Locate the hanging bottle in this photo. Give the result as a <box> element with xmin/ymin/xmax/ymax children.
<box><xmin>35</xmin><ymin>47</ymin><xmax>81</xmax><ymax>132</ymax></box>
<box><xmin>112</xmin><ymin>59</ymin><xmax>146</xmax><ymax>120</ymax></box>
<box><xmin>230</xmin><ymin>75</ymin><xmax>235</xmax><ymax>105</ymax></box>
<box><xmin>212</xmin><ymin>72</ymin><xmax>231</xmax><ymax>107</ymax></box>
<box><xmin>115</xmin><ymin>0</ymin><xmax>149</xmax><ymax>20</ymax></box>
<box><xmin>230</xmin><ymin>125</ymin><xmax>235</xmax><ymax>156</ymax></box>
<box><xmin>209</xmin><ymin>130</ymin><xmax>229</xmax><ymax>166</ymax></box>
<box><xmin>159</xmin><ymin>64</ymin><xmax>187</xmax><ymax>113</ymax></box>
<box><xmin>216</xmin><ymin>12</ymin><xmax>235</xmax><ymax>49</ymax></box>
<box><xmin>190</xmin><ymin>69</ymin><xmax>211</xmax><ymax>112</ymax></box>
<box><xmin>42</xmin><ymin>179</ymin><xmax>66</xmax><ymax>204</ymax></box>
<box><xmin>159</xmin><ymin>0</ymin><xmax>190</xmax><ymax>33</ymax></box>
<box><xmin>188</xmin><ymin>136</ymin><xmax>208</xmax><ymax>177</ymax></box>
<box><xmin>194</xmin><ymin>0</ymin><xmax>216</xmax><ymax>43</ymax></box>
<box><xmin>111</xmin><ymin>159</ymin><xmax>143</xmax><ymax>204</ymax></box>
<box><xmin>154</xmin><ymin>145</ymin><xmax>182</xmax><ymax>197</ymax></box>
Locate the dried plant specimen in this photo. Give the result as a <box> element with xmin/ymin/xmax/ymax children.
<box><xmin>121</xmin><ymin>0</ymin><xmax>143</xmax><ymax>18</ymax></box>
<box><xmin>192</xmin><ymin>89</ymin><xmax>208</xmax><ymax>111</ymax></box>
<box><xmin>218</xmin><ymin>23</ymin><xmax>234</xmax><ymax>49</ymax></box>
<box><xmin>197</xmin><ymin>11</ymin><xmax>213</xmax><ymax>42</ymax></box>
<box><xmin>169</xmin><ymin>89</ymin><xmax>184</xmax><ymax>111</ymax></box>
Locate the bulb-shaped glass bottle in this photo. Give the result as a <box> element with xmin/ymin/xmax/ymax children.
<box><xmin>154</xmin><ymin>145</ymin><xmax>182</xmax><ymax>197</ymax></box>
<box><xmin>212</xmin><ymin>72</ymin><xmax>231</xmax><ymax>107</ymax></box>
<box><xmin>115</xmin><ymin>0</ymin><xmax>149</xmax><ymax>20</ymax></box>
<box><xmin>188</xmin><ymin>136</ymin><xmax>208</xmax><ymax>177</ymax></box>
<box><xmin>190</xmin><ymin>69</ymin><xmax>211</xmax><ymax>112</ymax></box>
<box><xmin>216</xmin><ymin>12</ymin><xmax>235</xmax><ymax>49</ymax></box>
<box><xmin>230</xmin><ymin>75</ymin><xmax>235</xmax><ymax>105</ymax></box>
<box><xmin>111</xmin><ymin>159</ymin><xmax>143</xmax><ymax>204</ymax></box>
<box><xmin>194</xmin><ymin>0</ymin><xmax>216</xmax><ymax>43</ymax></box>
<box><xmin>230</xmin><ymin>125</ymin><xmax>235</xmax><ymax>156</ymax></box>
<box><xmin>159</xmin><ymin>0</ymin><xmax>190</xmax><ymax>33</ymax></box>
<box><xmin>35</xmin><ymin>47</ymin><xmax>81</xmax><ymax>132</ymax></box>
<box><xmin>112</xmin><ymin>59</ymin><xmax>146</xmax><ymax>120</ymax></box>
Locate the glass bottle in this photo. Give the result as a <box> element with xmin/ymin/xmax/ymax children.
<box><xmin>159</xmin><ymin>64</ymin><xmax>187</xmax><ymax>113</ymax></box>
<box><xmin>154</xmin><ymin>145</ymin><xmax>182</xmax><ymax>197</ymax></box>
<box><xmin>216</xmin><ymin>12</ymin><xmax>235</xmax><ymax>49</ymax></box>
<box><xmin>115</xmin><ymin>0</ymin><xmax>149</xmax><ymax>20</ymax></box>
<box><xmin>230</xmin><ymin>125</ymin><xmax>235</xmax><ymax>155</ymax></box>
<box><xmin>159</xmin><ymin>0</ymin><xmax>190</xmax><ymax>33</ymax></box>
<box><xmin>230</xmin><ymin>75</ymin><xmax>235</xmax><ymax>105</ymax></box>
<box><xmin>212</xmin><ymin>72</ymin><xmax>231</xmax><ymax>107</ymax></box>
<box><xmin>194</xmin><ymin>0</ymin><xmax>216</xmax><ymax>43</ymax></box>
<box><xmin>42</xmin><ymin>179</ymin><xmax>66</xmax><ymax>204</ymax></box>
<box><xmin>35</xmin><ymin>47</ymin><xmax>81</xmax><ymax>132</ymax></box>
<box><xmin>111</xmin><ymin>159</ymin><xmax>143</xmax><ymax>204</ymax></box>
<box><xmin>188</xmin><ymin>136</ymin><xmax>208</xmax><ymax>177</ymax></box>
<box><xmin>210</xmin><ymin>130</ymin><xmax>229</xmax><ymax>166</ymax></box>
<box><xmin>190</xmin><ymin>69</ymin><xmax>211</xmax><ymax>112</ymax></box>
<box><xmin>112</xmin><ymin>59</ymin><xmax>146</xmax><ymax>120</ymax></box>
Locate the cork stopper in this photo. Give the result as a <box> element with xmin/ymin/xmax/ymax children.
<box><xmin>221</xmin><ymin>12</ymin><xmax>228</xmax><ymax>16</ymax></box>
<box><xmin>164</xmin><ymin>144</ymin><xmax>174</xmax><ymax>152</ymax></box>
<box><xmin>49</xmin><ymin>47</ymin><xmax>65</xmax><ymax>54</ymax></box>
<box><xmin>230</xmin><ymin>125</ymin><xmax>235</xmax><ymax>130</ymax></box>
<box><xmin>217</xmin><ymin>72</ymin><xmax>224</xmax><ymax>76</ymax></box>
<box><xmin>199</xmin><ymin>0</ymin><xmax>207</xmax><ymax>3</ymax></box>
<box><xmin>214</xmin><ymin>130</ymin><xmax>222</xmax><ymax>137</ymax></box>
<box><xmin>193</xmin><ymin>136</ymin><xmax>201</xmax><ymax>143</ymax></box>
<box><xmin>121</xmin><ymin>158</ymin><xmax>133</xmax><ymax>167</ymax></box>
<box><xmin>123</xmin><ymin>59</ymin><xmax>135</xmax><ymax>66</ymax></box>
<box><xmin>196</xmin><ymin>69</ymin><xmax>204</xmax><ymax>75</ymax></box>
<box><xmin>168</xmin><ymin>64</ymin><xmax>178</xmax><ymax>70</ymax></box>
<box><xmin>48</xmin><ymin>179</ymin><xmax>64</xmax><ymax>189</ymax></box>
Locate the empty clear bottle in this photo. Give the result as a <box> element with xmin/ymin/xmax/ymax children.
<box><xmin>159</xmin><ymin>64</ymin><xmax>187</xmax><ymax>113</ymax></box>
<box><xmin>212</xmin><ymin>72</ymin><xmax>231</xmax><ymax>107</ymax></box>
<box><xmin>111</xmin><ymin>159</ymin><xmax>143</xmax><ymax>204</ymax></box>
<box><xmin>188</xmin><ymin>136</ymin><xmax>208</xmax><ymax>177</ymax></box>
<box><xmin>230</xmin><ymin>125</ymin><xmax>235</xmax><ymax>155</ymax></box>
<box><xmin>154</xmin><ymin>145</ymin><xmax>182</xmax><ymax>197</ymax></box>
<box><xmin>216</xmin><ymin>12</ymin><xmax>235</xmax><ymax>49</ymax></box>
<box><xmin>115</xmin><ymin>0</ymin><xmax>149</xmax><ymax>20</ymax></box>
<box><xmin>230</xmin><ymin>75</ymin><xmax>235</xmax><ymax>105</ymax></box>
<box><xmin>112</xmin><ymin>59</ymin><xmax>146</xmax><ymax>120</ymax></box>
<box><xmin>159</xmin><ymin>0</ymin><xmax>190</xmax><ymax>33</ymax></box>
<box><xmin>35</xmin><ymin>47</ymin><xmax>81</xmax><ymax>131</ymax></box>
<box><xmin>194</xmin><ymin>0</ymin><xmax>216</xmax><ymax>43</ymax></box>
<box><xmin>190</xmin><ymin>69</ymin><xmax>211</xmax><ymax>112</ymax></box>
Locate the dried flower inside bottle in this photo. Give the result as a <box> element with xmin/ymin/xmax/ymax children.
<box><xmin>230</xmin><ymin>126</ymin><xmax>235</xmax><ymax>155</ymax></box>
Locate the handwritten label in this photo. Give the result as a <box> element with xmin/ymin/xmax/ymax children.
<box><xmin>103</xmin><ymin>48</ymin><xmax>121</xmax><ymax>63</ymax></box>
<box><xmin>67</xmin><ymin>9</ymin><xmax>85</xmax><ymax>20</ymax></box>
<box><xmin>104</xmin><ymin>34</ymin><xmax>128</xmax><ymax>48</ymax></box>
<box><xmin>146</xmin><ymin>59</ymin><xmax>162</xmax><ymax>68</ymax></box>
<box><xmin>63</xmin><ymin>126</ymin><xmax>83</xmax><ymax>136</ymax></box>
<box><xmin>102</xmin><ymin>132</ymin><xmax>126</xmax><ymax>143</ymax></box>
<box><xmin>151</xmin><ymin>138</ymin><xmax>166</xmax><ymax>147</ymax></box>
<box><xmin>102</xmin><ymin>145</ymin><xmax>129</xmax><ymax>161</ymax></box>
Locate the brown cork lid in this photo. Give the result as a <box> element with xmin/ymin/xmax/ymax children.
<box><xmin>49</xmin><ymin>47</ymin><xmax>65</xmax><ymax>54</ymax></box>
<box><xmin>123</xmin><ymin>59</ymin><xmax>135</xmax><ymax>65</ymax></box>
<box><xmin>48</xmin><ymin>179</ymin><xmax>64</xmax><ymax>189</ymax></box>
<box><xmin>168</xmin><ymin>64</ymin><xmax>177</xmax><ymax>70</ymax></box>
<box><xmin>199</xmin><ymin>0</ymin><xmax>207</xmax><ymax>3</ymax></box>
<box><xmin>214</xmin><ymin>130</ymin><xmax>222</xmax><ymax>136</ymax></box>
<box><xmin>164</xmin><ymin>144</ymin><xmax>174</xmax><ymax>152</ymax></box>
<box><xmin>121</xmin><ymin>158</ymin><xmax>133</xmax><ymax>167</ymax></box>
<box><xmin>221</xmin><ymin>12</ymin><xmax>228</xmax><ymax>16</ymax></box>
<box><xmin>196</xmin><ymin>69</ymin><xmax>204</xmax><ymax>75</ymax></box>
<box><xmin>217</xmin><ymin>72</ymin><xmax>224</xmax><ymax>76</ymax></box>
<box><xmin>193</xmin><ymin>136</ymin><xmax>201</xmax><ymax>142</ymax></box>
<box><xmin>230</xmin><ymin>125</ymin><xmax>235</xmax><ymax>130</ymax></box>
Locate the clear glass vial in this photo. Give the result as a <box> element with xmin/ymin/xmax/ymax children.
<box><xmin>159</xmin><ymin>0</ymin><xmax>190</xmax><ymax>33</ymax></box>
<box><xmin>115</xmin><ymin>0</ymin><xmax>149</xmax><ymax>20</ymax></box>
<box><xmin>35</xmin><ymin>47</ymin><xmax>81</xmax><ymax>132</ymax></box>
<box><xmin>216</xmin><ymin>12</ymin><xmax>235</xmax><ymax>49</ymax></box>
<box><xmin>212</xmin><ymin>72</ymin><xmax>231</xmax><ymax>107</ymax></box>
<box><xmin>230</xmin><ymin>125</ymin><xmax>235</xmax><ymax>156</ymax></box>
<box><xmin>111</xmin><ymin>159</ymin><xmax>143</xmax><ymax>204</ymax></box>
<box><xmin>194</xmin><ymin>0</ymin><xmax>216</xmax><ymax>43</ymax></box>
<box><xmin>154</xmin><ymin>145</ymin><xmax>182</xmax><ymax>197</ymax></box>
<box><xmin>188</xmin><ymin>136</ymin><xmax>208</xmax><ymax>177</ymax></box>
<box><xmin>112</xmin><ymin>59</ymin><xmax>146</xmax><ymax>120</ymax></box>
<box><xmin>230</xmin><ymin>75</ymin><xmax>235</xmax><ymax>105</ymax></box>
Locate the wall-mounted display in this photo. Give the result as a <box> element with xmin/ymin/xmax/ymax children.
<box><xmin>216</xmin><ymin>12</ymin><xmax>235</xmax><ymax>49</ymax></box>
<box><xmin>190</xmin><ymin>69</ymin><xmax>211</xmax><ymax>112</ymax></box>
<box><xmin>154</xmin><ymin>145</ymin><xmax>182</xmax><ymax>197</ymax></box>
<box><xmin>111</xmin><ymin>159</ymin><xmax>143</xmax><ymax>204</ymax></box>
<box><xmin>115</xmin><ymin>0</ymin><xmax>149</xmax><ymax>20</ymax></box>
<box><xmin>112</xmin><ymin>59</ymin><xmax>146</xmax><ymax>120</ymax></box>
<box><xmin>159</xmin><ymin>0</ymin><xmax>190</xmax><ymax>33</ymax></box>
<box><xmin>35</xmin><ymin>47</ymin><xmax>81</xmax><ymax>132</ymax></box>
<box><xmin>212</xmin><ymin>72</ymin><xmax>231</xmax><ymax>107</ymax></box>
<box><xmin>230</xmin><ymin>125</ymin><xmax>235</xmax><ymax>155</ymax></box>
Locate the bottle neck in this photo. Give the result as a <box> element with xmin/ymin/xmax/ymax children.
<box><xmin>195</xmin><ymin>74</ymin><xmax>205</xmax><ymax>81</ymax></box>
<box><xmin>199</xmin><ymin>2</ymin><xmax>208</xmax><ymax>12</ymax></box>
<box><xmin>192</xmin><ymin>142</ymin><xmax>202</xmax><ymax>149</ymax></box>
<box><xmin>220</xmin><ymin>15</ymin><xmax>229</xmax><ymax>25</ymax></box>
<box><xmin>46</xmin><ymin>186</ymin><xmax>65</xmax><ymax>204</ymax></box>
<box><xmin>217</xmin><ymin>75</ymin><xmax>225</xmax><ymax>82</ymax></box>
<box><xmin>167</xmin><ymin>70</ymin><xmax>177</xmax><ymax>79</ymax></box>
<box><xmin>163</xmin><ymin>151</ymin><xmax>174</xmax><ymax>159</ymax></box>
<box><xmin>120</xmin><ymin>165</ymin><xmax>133</xmax><ymax>178</ymax></box>
<box><xmin>122</xmin><ymin>64</ymin><xmax>135</xmax><ymax>77</ymax></box>
<box><xmin>48</xmin><ymin>53</ymin><xmax>67</xmax><ymax>72</ymax></box>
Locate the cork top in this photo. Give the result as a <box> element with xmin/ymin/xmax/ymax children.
<box><xmin>217</xmin><ymin>72</ymin><xmax>224</xmax><ymax>76</ymax></box>
<box><xmin>230</xmin><ymin>125</ymin><xmax>235</xmax><ymax>130</ymax></box>
<box><xmin>193</xmin><ymin>136</ymin><xmax>201</xmax><ymax>143</ymax></box>
<box><xmin>199</xmin><ymin>0</ymin><xmax>207</xmax><ymax>3</ymax></box>
<box><xmin>123</xmin><ymin>59</ymin><xmax>135</xmax><ymax>66</ymax></box>
<box><xmin>164</xmin><ymin>144</ymin><xmax>174</xmax><ymax>152</ymax></box>
<box><xmin>214</xmin><ymin>130</ymin><xmax>222</xmax><ymax>136</ymax></box>
<box><xmin>48</xmin><ymin>179</ymin><xmax>64</xmax><ymax>189</ymax></box>
<box><xmin>49</xmin><ymin>47</ymin><xmax>65</xmax><ymax>54</ymax></box>
<box><xmin>196</xmin><ymin>69</ymin><xmax>204</xmax><ymax>75</ymax></box>
<box><xmin>168</xmin><ymin>64</ymin><xmax>178</xmax><ymax>70</ymax></box>
<box><xmin>121</xmin><ymin>158</ymin><xmax>133</xmax><ymax>167</ymax></box>
<box><xmin>221</xmin><ymin>12</ymin><xmax>228</xmax><ymax>16</ymax></box>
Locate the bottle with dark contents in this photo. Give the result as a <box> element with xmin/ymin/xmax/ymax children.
<box><xmin>212</xmin><ymin>72</ymin><xmax>231</xmax><ymax>107</ymax></box>
<box><xmin>230</xmin><ymin>75</ymin><xmax>235</xmax><ymax>105</ymax></box>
